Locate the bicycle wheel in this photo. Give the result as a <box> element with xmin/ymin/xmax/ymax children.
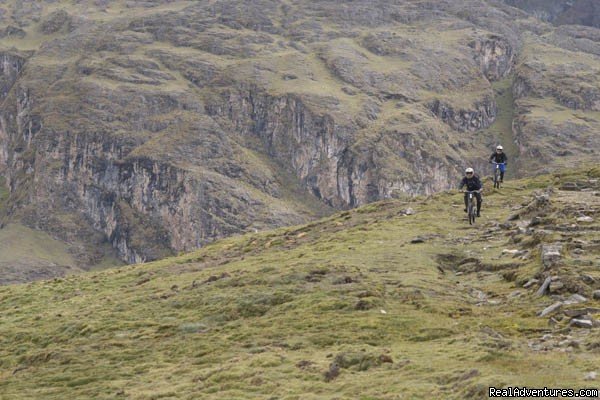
<box><xmin>468</xmin><ymin>200</ymin><xmax>474</xmax><ymax>225</ymax></box>
<box><xmin>494</xmin><ymin>168</ymin><xmax>500</xmax><ymax>189</ymax></box>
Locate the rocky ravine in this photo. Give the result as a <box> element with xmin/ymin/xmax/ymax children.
<box><xmin>0</xmin><ymin>1</ymin><xmax>599</xmax><ymax>273</ymax></box>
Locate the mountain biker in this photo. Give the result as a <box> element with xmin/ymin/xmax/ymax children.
<box><xmin>489</xmin><ymin>145</ymin><xmax>508</xmax><ymax>182</ymax></box>
<box><xmin>459</xmin><ymin>167</ymin><xmax>482</xmax><ymax>217</ymax></box>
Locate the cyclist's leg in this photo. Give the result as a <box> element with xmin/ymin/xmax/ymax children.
<box><xmin>463</xmin><ymin>193</ymin><xmax>468</xmax><ymax>212</ymax></box>
<box><xmin>476</xmin><ymin>193</ymin><xmax>482</xmax><ymax>216</ymax></box>
<box><xmin>500</xmin><ymin>164</ymin><xmax>506</xmax><ymax>182</ymax></box>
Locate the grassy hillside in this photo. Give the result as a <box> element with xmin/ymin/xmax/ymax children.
<box><xmin>0</xmin><ymin>224</ymin><xmax>80</xmax><ymax>284</ymax></box>
<box><xmin>1</xmin><ymin>167</ymin><xmax>599</xmax><ymax>399</ymax></box>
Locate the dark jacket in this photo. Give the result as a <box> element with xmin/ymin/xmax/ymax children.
<box><xmin>490</xmin><ymin>152</ymin><xmax>508</xmax><ymax>163</ymax></box>
<box><xmin>460</xmin><ymin>175</ymin><xmax>483</xmax><ymax>191</ymax></box>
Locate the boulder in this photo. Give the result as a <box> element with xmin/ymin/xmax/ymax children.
<box><xmin>541</xmin><ymin>244</ymin><xmax>562</xmax><ymax>269</ymax></box>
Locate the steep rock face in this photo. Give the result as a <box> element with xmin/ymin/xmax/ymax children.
<box><xmin>427</xmin><ymin>97</ymin><xmax>497</xmax><ymax>132</ymax></box>
<box><xmin>0</xmin><ymin>52</ymin><xmax>25</xmax><ymax>99</ymax></box>
<box><xmin>1</xmin><ymin>94</ymin><xmax>314</xmax><ymax>263</ymax></box>
<box><xmin>428</xmin><ymin>35</ymin><xmax>514</xmax><ymax>131</ymax></box>
<box><xmin>1</xmin><ymin>74</ymin><xmax>328</xmax><ymax>262</ymax></box>
<box><xmin>0</xmin><ymin>52</ymin><xmax>27</xmax><ymax>173</ymax></box>
<box><xmin>207</xmin><ymin>88</ymin><xmax>352</xmax><ymax>207</ymax></box>
<box><xmin>471</xmin><ymin>35</ymin><xmax>515</xmax><ymax>81</ymax></box>
<box><xmin>207</xmin><ymin>87</ymin><xmax>459</xmax><ymax>207</ymax></box>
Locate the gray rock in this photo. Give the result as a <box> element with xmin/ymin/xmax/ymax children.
<box><xmin>536</xmin><ymin>276</ymin><xmax>553</xmax><ymax>296</ymax></box>
<box><xmin>539</xmin><ymin>302</ymin><xmax>563</xmax><ymax>317</ymax></box>
<box><xmin>580</xmin><ymin>274</ymin><xmax>596</xmax><ymax>284</ymax></box>
<box><xmin>549</xmin><ymin>280</ymin><xmax>564</xmax><ymax>293</ymax></box>
<box><xmin>576</xmin><ymin>216</ymin><xmax>593</xmax><ymax>223</ymax></box>
<box><xmin>585</xmin><ymin>371</ymin><xmax>597</xmax><ymax>381</ymax></box>
<box><xmin>593</xmin><ymin>290</ymin><xmax>600</xmax><ymax>300</ymax></box>
<box><xmin>523</xmin><ymin>278</ymin><xmax>539</xmax><ymax>289</ymax></box>
<box><xmin>563</xmin><ymin>308</ymin><xmax>588</xmax><ymax>317</ymax></box>
<box><xmin>541</xmin><ymin>244</ymin><xmax>562</xmax><ymax>269</ymax></box>
<box><xmin>569</xmin><ymin>318</ymin><xmax>593</xmax><ymax>329</ymax></box>
<box><xmin>509</xmin><ymin>290</ymin><xmax>523</xmax><ymax>298</ymax></box>
<box><xmin>502</xmin><ymin>249</ymin><xmax>521</xmax><ymax>255</ymax></box>
<box><xmin>541</xmin><ymin>334</ymin><xmax>553</xmax><ymax>341</ymax></box>
<box><xmin>506</xmin><ymin>214</ymin><xmax>520</xmax><ymax>222</ymax></box>
<box><xmin>563</xmin><ymin>294</ymin><xmax>587</xmax><ymax>305</ymax></box>
<box><xmin>560</xmin><ymin>182</ymin><xmax>579</xmax><ymax>191</ymax></box>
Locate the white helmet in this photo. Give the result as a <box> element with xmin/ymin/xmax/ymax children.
<box><xmin>465</xmin><ymin>167</ymin><xmax>474</xmax><ymax>174</ymax></box>
<box><xmin>496</xmin><ymin>145</ymin><xmax>503</xmax><ymax>150</ymax></box>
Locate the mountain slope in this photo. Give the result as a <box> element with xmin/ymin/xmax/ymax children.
<box><xmin>0</xmin><ymin>0</ymin><xmax>599</xmax><ymax>272</ymax></box>
<box><xmin>1</xmin><ymin>167</ymin><xmax>599</xmax><ymax>399</ymax></box>
<box><xmin>504</xmin><ymin>0</ymin><xmax>600</xmax><ymax>27</ymax></box>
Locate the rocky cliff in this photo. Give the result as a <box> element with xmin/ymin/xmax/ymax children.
<box><xmin>0</xmin><ymin>0</ymin><xmax>598</xmax><ymax>274</ymax></box>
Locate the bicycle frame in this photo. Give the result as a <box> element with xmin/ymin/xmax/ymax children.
<box><xmin>464</xmin><ymin>190</ymin><xmax>479</xmax><ymax>224</ymax></box>
<box><xmin>491</xmin><ymin>162</ymin><xmax>505</xmax><ymax>189</ymax></box>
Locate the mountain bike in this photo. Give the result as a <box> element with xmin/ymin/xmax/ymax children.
<box><xmin>491</xmin><ymin>161</ymin><xmax>505</xmax><ymax>189</ymax></box>
<box><xmin>464</xmin><ymin>190</ymin><xmax>480</xmax><ymax>225</ymax></box>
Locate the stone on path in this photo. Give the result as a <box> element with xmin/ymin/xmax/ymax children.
<box><xmin>538</xmin><ymin>302</ymin><xmax>563</xmax><ymax>317</ymax></box>
<box><xmin>536</xmin><ymin>276</ymin><xmax>553</xmax><ymax>296</ymax></box>
<box><xmin>570</xmin><ymin>318</ymin><xmax>593</xmax><ymax>329</ymax></box>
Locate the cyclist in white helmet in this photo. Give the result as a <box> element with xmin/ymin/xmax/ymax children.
<box><xmin>459</xmin><ymin>167</ymin><xmax>483</xmax><ymax>217</ymax></box>
<box><xmin>489</xmin><ymin>145</ymin><xmax>508</xmax><ymax>182</ymax></box>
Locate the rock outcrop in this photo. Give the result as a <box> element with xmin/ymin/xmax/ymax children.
<box><xmin>471</xmin><ymin>35</ymin><xmax>515</xmax><ymax>81</ymax></box>
<box><xmin>427</xmin><ymin>97</ymin><xmax>497</xmax><ymax>132</ymax></box>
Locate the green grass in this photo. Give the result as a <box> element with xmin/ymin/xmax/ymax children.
<box><xmin>1</xmin><ymin>168</ymin><xmax>599</xmax><ymax>399</ymax></box>
<box><xmin>0</xmin><ymin>223</ymin><xmax>81</xmax><ymax>285</ymax></box>
<box><xmin>480</xmin><ymin>78</ymin><xmax>519</xmax><ymax>177</ymax></box>
<box><xmin>0</xmin><ymin>223</ymin><xmax>75</xmax><ymax>266</ymax></box>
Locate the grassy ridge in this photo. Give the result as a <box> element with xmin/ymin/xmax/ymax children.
<box><xmin>1</xmin><ymin>168</ymin><xmax>599</xmax><ymax>399</ymax></box>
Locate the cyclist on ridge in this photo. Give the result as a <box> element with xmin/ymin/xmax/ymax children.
<box><xmin>459</xmin><ymin>167</ymin><xmax>483</xmax><ymax>217</ymax></box>
<box><xmin>489</xmin><ymin>145</ymin><xmax>508</xmax><ymax>183</ymax></box>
